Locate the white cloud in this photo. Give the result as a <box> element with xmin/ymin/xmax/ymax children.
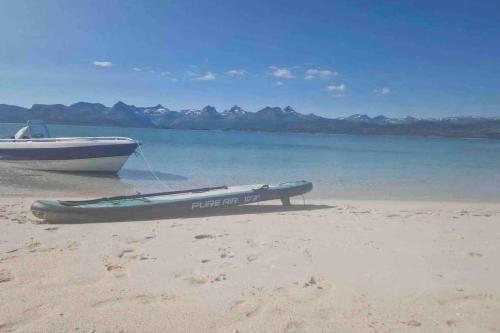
<box><xmin>133</xmin><ymin>67</ymin><xmax>142</xmax><ymax>71</ymax></box>
<box><xmin>305</xmin><ymin>68</ymin><xmax>337</xmax><ymax>80</ymax></box>
<box><xmin>327</xmin><ymin>84</ymin><xmax>346</xmax><ymax>92</ymax></box>
<box><xmin>187</xmin><ymin>71</ymin><xmax>198</xmax><ymax>77</ymax></box>
<box><xmin>161</xmin><ymin>71</ymin><xmax>171</xmax><ymax>76</ymax></box>
<box><xmin>374</xmin><ymin>87</ymin><xmax>391</xmax><ymax>95</ymax></box>
<box><xmin>226</xmin><ymin>69</ymin><xmax>248</xmax><ymax>76</ymax></box>
<box><xmin>275</xmin><ymin>81</ymin><xmax>284</xmax><ymax>86</ymax></box>
<box><xmin>327</xmin><ymin>84</ymin><xmax>346</xmax><ymax>98</ymax></box>
<box><xmin>271</xmin><ymin>68</ymin><xmax>295</xmax><ymax>79</ymax></box>
<box><xmin>170</xmin><ymin>78</ymin><xmax>178</xmax><ymax>82</ymax></box>
<box><xmin>192</xmin><ymin>72</ymin><xmax>216</xmax><ymax>81</ymax></box>
<box><xmin>93</xmin><ymin>61</ymin><xmax>113</xmax><ymax>67</ymax></box>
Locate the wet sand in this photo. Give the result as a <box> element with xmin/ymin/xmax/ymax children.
<box><xmin>1</xmin><ymin>196</ymin><xmax>500</xmax><ymax>332</ymax></box>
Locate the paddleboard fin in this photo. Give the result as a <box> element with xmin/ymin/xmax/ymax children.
<box><xmin>281</xmin><ymin>197</ymin><xmax>291</xmax><ymax>206</ymax></box>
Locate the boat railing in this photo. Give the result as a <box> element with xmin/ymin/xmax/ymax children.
<box><xmin>0</xmin><ymin>137</ymin><xmax>136</xmax><ymax>143</ymax></box>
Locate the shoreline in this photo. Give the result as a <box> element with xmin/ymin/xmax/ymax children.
<box><xmin>1</xmin><ymin>196</ymin><xmax>499</xmax><ymax>332</ymax></box>
<box><xmin>3</xmin><ymin>121</ymin><xmax>500</xmax><ymax>141</ymax></box>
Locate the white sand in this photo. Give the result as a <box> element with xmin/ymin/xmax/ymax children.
<box><xmin>1</xmin><ymin>196</ymin><xmax>500</xmax><ymax>332</ymax></box>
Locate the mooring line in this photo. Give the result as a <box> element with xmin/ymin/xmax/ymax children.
<box><xmin>135</xmin><ymin>144</ymin><xmax>170</xmax><ymax>190</ymax></box>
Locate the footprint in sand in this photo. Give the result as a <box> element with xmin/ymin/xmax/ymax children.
<box><xmin>212</xmin><ymin>273</ymin><xmax>227</xmax><ymax>282</ymax></box>
<box><xmin>104</xmin><ymin>263</ymin><xmax>127</xmax><ymax>278</ymax></box>
<box><xmin>231</xmin><ymin>299</ymin><xmax>262</xmax><ymax>318</ymax></box>
<box><xmin>186</xmin><ymin>273</ymin><xmax>227</xmax><ymax>285</ymax></box>
<box><xmin>303</xmin><ymin>276</ymin><xmax>322</xmax><ymax>288</ymax></box>
<box><xmin>92</xmin><ymin>293</ymin><xmax>175</xmax><ymax>308</ymax></box>
<box><xmin>246</xmin><ymin>239</ymin><xmax>257</xmax><ymax>248</ymax></box>
<box><xmin>44</xmin><ymin>227</ymin><xmax>59</xmax><ymax>232</ymax></box>
<box><xmin>10</xmin><ymin>217</ymin><xmax>23</xmax><ymax>223</ymax></box>
<box><xmin>126</xmin><ymin>234</ymin><xmax>157</xmax><ymax>244</ymax></box>
<box><xmin>27</xmin><ymin>240</ymin><xmax>41</xmax><ymax>251</ymax></box>
<box><xmin>303</xmin><ymin>248</ymin><xmax>312</xmax><ymax>260</ymax></box>
<box><xmin>246</xmin><ymin>254</ymin><xmax>258</xmax><ymax>263</ymax></box>
<box><xmin>0</xmin><ymin>269</ymin><xmax>14</xmax><ymax>283</ymax></box>
<box><xmin>194</xmin><ymin>234</ymin><xmax>216</xmax><ymax>240</ymax></box>
<box><xmin>472</xmin><ymin>213</ymin><xmax>491</xmax><ymax>217</ymax></box>
<box><xmin>132</xmin><ymin>293</ymin><xmax>174</xmax><ymax>304</ymax></box>
<box><xmin>103</xmin><ymin>248</ymin><xmax>147</xmax><ymax>278</ymax></box>
<box><xmin>188</xmin><ymin>275</ymin><xmax>212</xmax><ymax>285</ymax></box>
<box><xmin>118</xmin><ymin>249</ymin><xmax>135</xmax><ymax>258</ymax></box>
<box><xmin>284</xmin><ymin>320</ymin><xmax>306</xmax><ymax>333</ymax></box>
<box><xmin>103</xmin><ymin>258</ymin><xmax>128</xmax><ymax>279</ymax></box>
<box><xmin>219</xmin><ymin>247</ymin><xmax>234</xmax><ymax>259</ymax></box>
<box><xmin>27</xmin><ymin>240</ymin><xmax>56</xmax><ymax>253</ymax></box>
<box><xmin>400</xmin><ymin>320</ymin><xmax>421</xmax><ymax>327</ymax></box>
<box><xmin>66</xmin><ymin>240</ymin><xmax>80</xmax><ymax>250</ymax></box>
<box><xmin>121</xmin><ymin>248</ymin><xmax>150</xmax><ymax>260</ymax></box>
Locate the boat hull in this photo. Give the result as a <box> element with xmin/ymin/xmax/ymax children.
<box><xmin>0</xmin><ymin>139</ymin><xmax>138</xmax><ymax>173</ymax></box>
<box><xmin>31</xmin><ymin>181</ymin><xmax>313</xmax><ymax>223</ymax></box>
<box><xmin>0</xmin><ymin>155</ymin><xmax>131</xmax><ymax>172</ymax></box>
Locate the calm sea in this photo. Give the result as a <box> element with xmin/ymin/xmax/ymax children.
<box><xmin>1</xmin><ymin>123</ymin><xmax>500</xmax><ymax>202</ymax></box>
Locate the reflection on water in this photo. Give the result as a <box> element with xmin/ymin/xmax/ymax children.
<box><xmin>117</xmin><ymin>168</ymin><xmax>189</xmax><ymax>194</ymax></box>
<box><xmin>0</xmin><ymin>168</ymin><xmax>133</xmax><ymax>197</ymax></box>
<box><xmin>0</xmin><ymin>167</ymin><xmax>189</xmax><ymax>198</ymax></box>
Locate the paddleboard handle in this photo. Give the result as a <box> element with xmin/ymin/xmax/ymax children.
<box><xmin>58</xmin><ymin>185</ymin><xmax>229</xmax><ymax>206</ymax></box>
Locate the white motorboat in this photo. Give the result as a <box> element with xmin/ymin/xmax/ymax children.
<box><xmin>0</xmin><ymin>121</ymin><xmax>138</xmax><ymax>173</ymax></box>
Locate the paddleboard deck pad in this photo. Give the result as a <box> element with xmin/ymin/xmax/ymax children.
<box><xmin>31</xmin><ymin>181</ymin><xmax>313</xmax><ymax>223</ymax></box>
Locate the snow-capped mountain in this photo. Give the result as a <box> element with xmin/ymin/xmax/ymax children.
<box><xmin>1</xmin><ymin>101</ymin><xmax>499</xmax><ymax>139</ymax></box>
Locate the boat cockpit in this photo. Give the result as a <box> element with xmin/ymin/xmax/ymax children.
<box><xmin>14</xmin><ymin>120</ymin><xmax>51</xmax><ymax>139</ymax></box>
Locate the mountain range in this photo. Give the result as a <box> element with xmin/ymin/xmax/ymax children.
<box><xmin>1</xmin><ymin>101</ymin><xmax>499</xmax><ymax>139</ymax></box>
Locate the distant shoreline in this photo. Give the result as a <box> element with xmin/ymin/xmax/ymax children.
<box><xmin>2</xmin><ymin>120</ymin><xmax>500</xmax><ymax>141</ymax></box>
<box><xmin>1</xmin><ymin>101</ymin><xmax>499</xmax><ymax>140</ymax></box>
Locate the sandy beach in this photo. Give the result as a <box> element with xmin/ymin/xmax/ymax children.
<box><xmin>1</xmin><ymin>195</ymin><xmax>499</xmax><ymax>332</ymax></box>
<box><xmin>3</xmin><ymin>0</ymin><xmax>500</xmax><ymax>331</ymax></box>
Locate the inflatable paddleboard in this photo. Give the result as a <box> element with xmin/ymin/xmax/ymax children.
<box><xmin>31</xmin><ymin>181</ymin><xmax>313</xmax><ymax>223</ymax></box>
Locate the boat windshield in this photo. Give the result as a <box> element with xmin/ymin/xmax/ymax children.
<box><xmin>27</xmin><ymin>120</ymin><xmax>51</xmax><ymax>138</ymax></box>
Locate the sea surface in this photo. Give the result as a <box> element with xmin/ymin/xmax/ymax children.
<box><xmin>1</xmin><ymin>123</ymin><xmax>500</xmax><ymax>202</ymax></box>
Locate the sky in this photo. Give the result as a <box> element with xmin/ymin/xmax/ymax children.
<box><xmin>0</xmin><ymin>0</ymin><xmax>499</xmax><ymax>118</ymax></box>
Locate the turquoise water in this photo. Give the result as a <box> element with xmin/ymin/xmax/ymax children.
<box><xmin>1</xmin><ymin>123</ymin><xmax>500</xmax><ymax>202</ymax></box>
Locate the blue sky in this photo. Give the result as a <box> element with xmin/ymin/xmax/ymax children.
<box><xmin>1</xmin><ymin>0</ymin><xmax>499</xmax><ymax>118</ymax></box>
